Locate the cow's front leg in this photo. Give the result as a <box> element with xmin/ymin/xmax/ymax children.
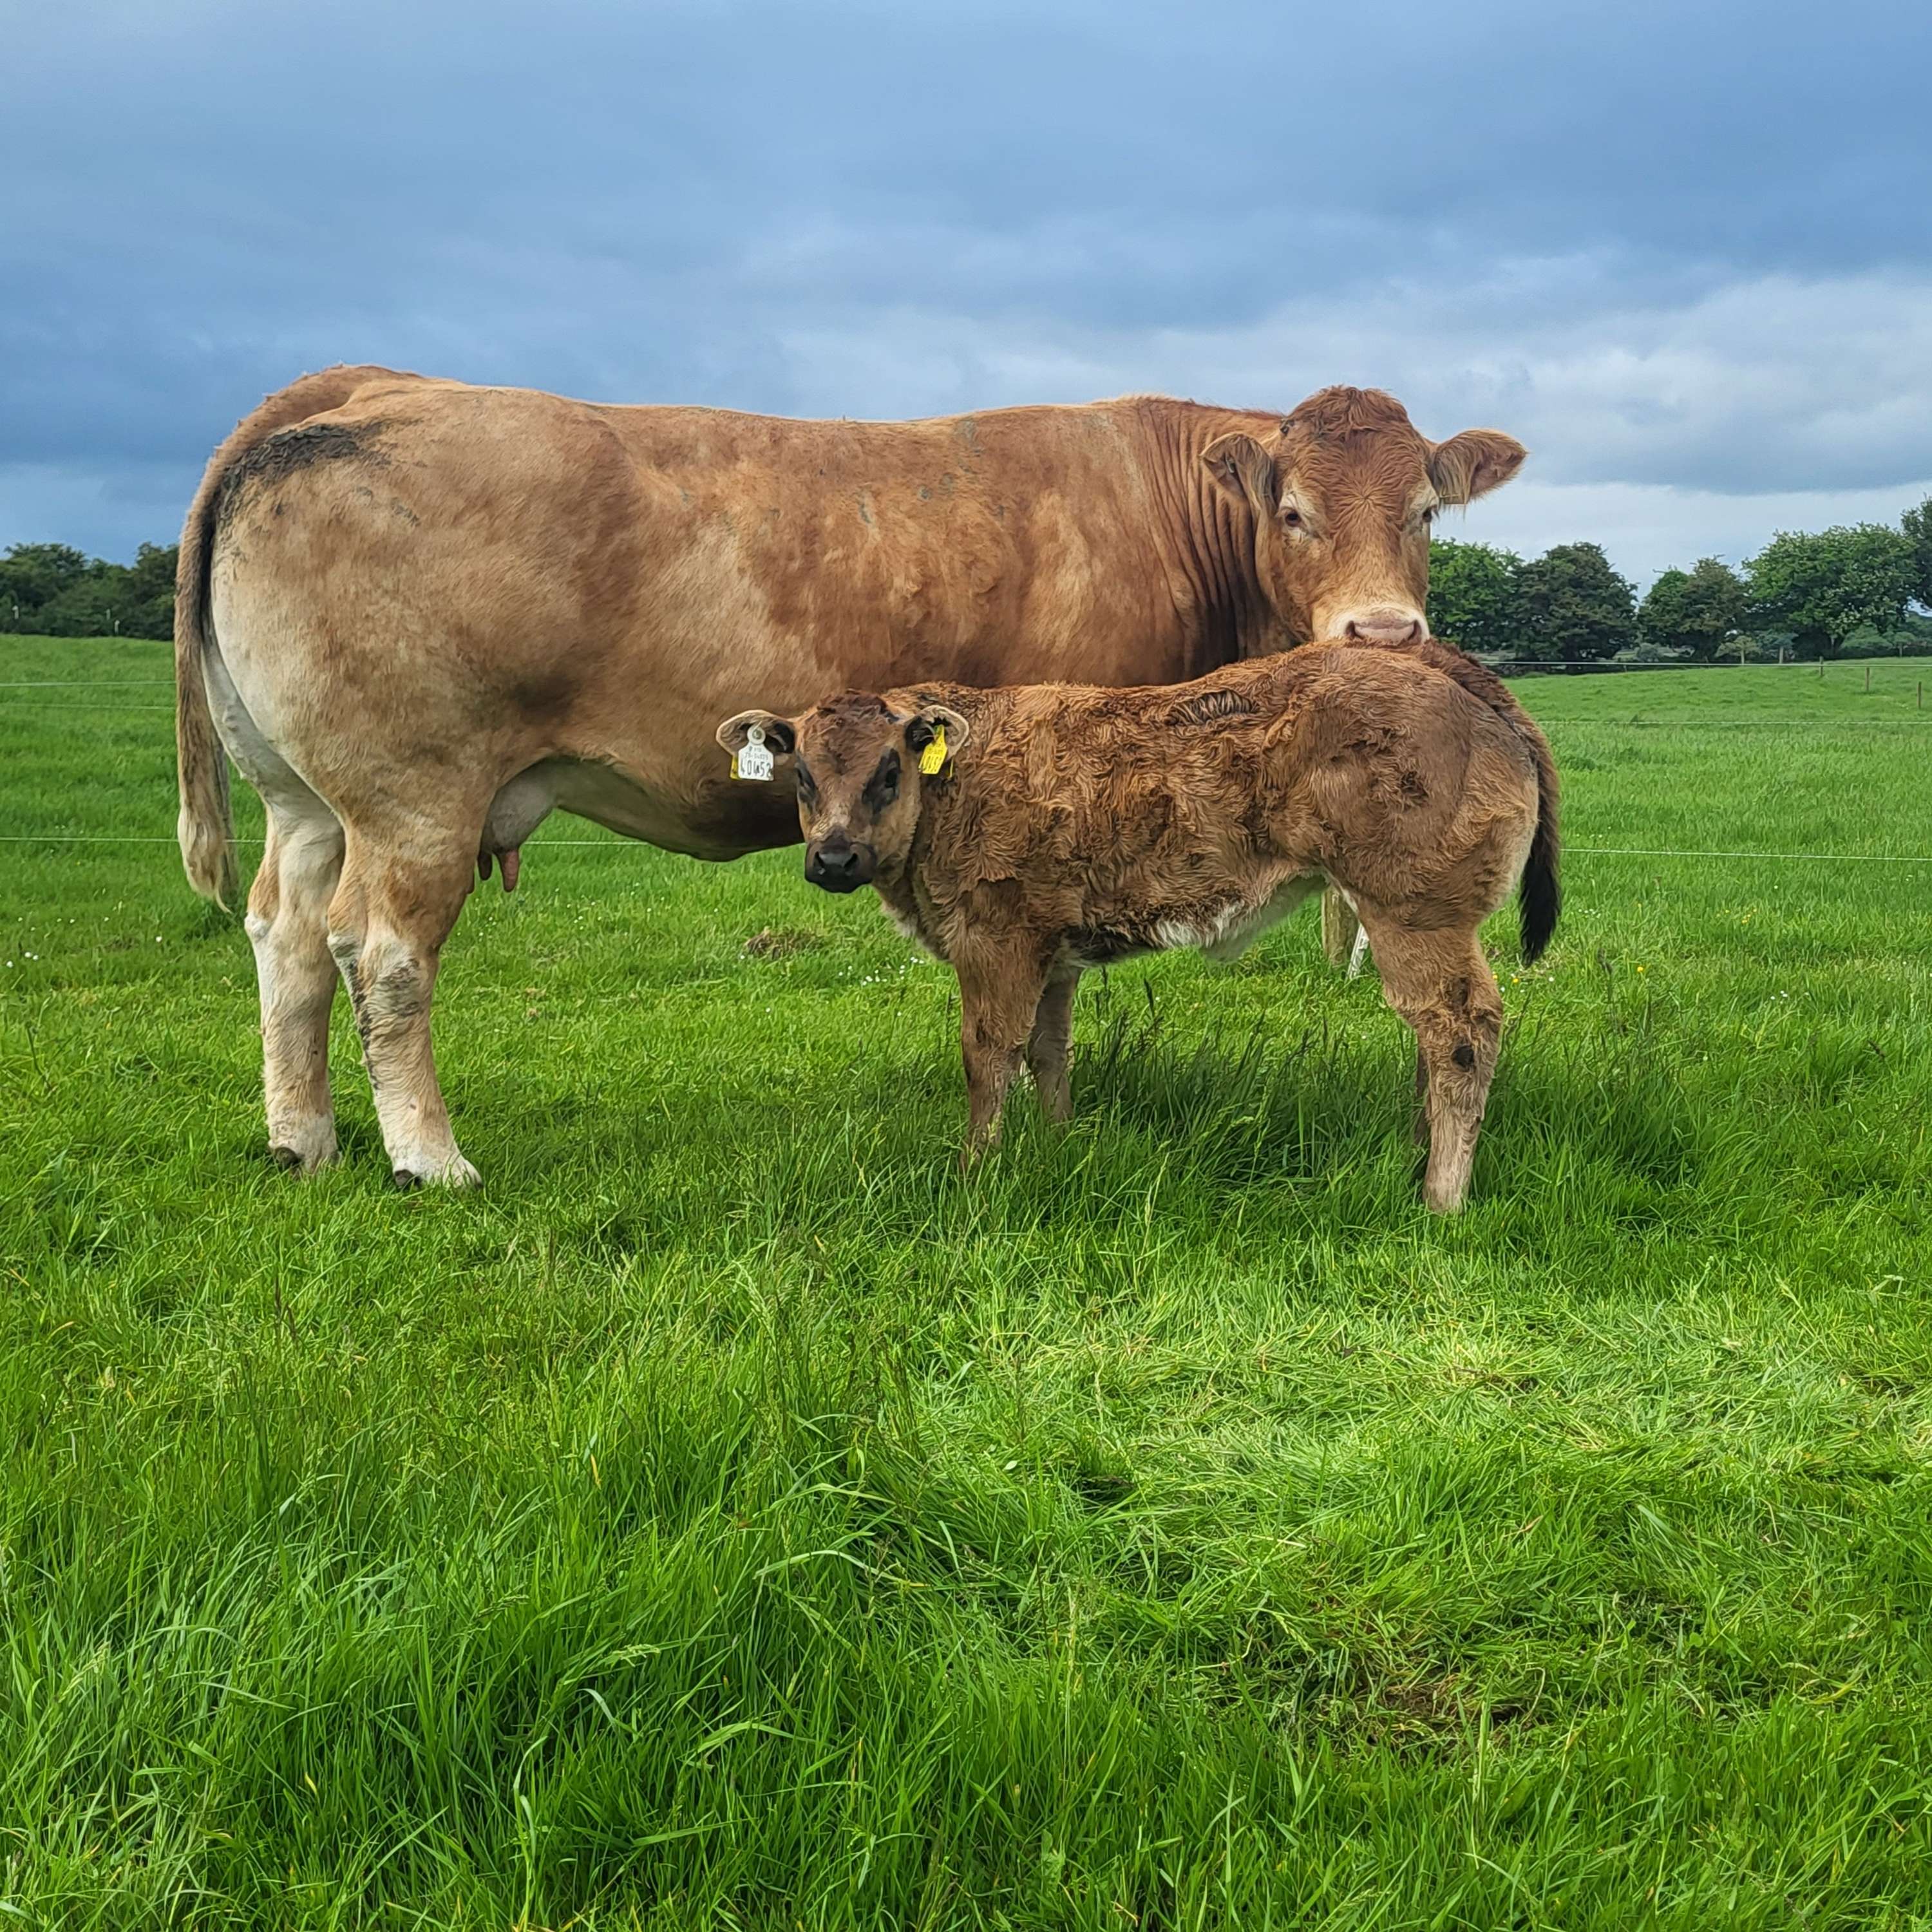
<box><xmin>954</xmin><ymin>947</ymin><xmax>1050</xmax><ymax>1164</ymax></box>
<box><xmin>1320</xmin><ymin>884</ymin><xmax>1361</xmax><ymax>969</ymax></box>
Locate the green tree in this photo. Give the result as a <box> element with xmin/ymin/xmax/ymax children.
<box><xmin>124</xmin><ymin>542</ymin><xmax>178</xmax><ymax>641</ymax></box>
<box><xmin>1746</xmin><ymin>524</ymin><xmax>1917</xmax><ymax>658</ymax></box>
<box><xmin>37</xmin><ymin>567</ymin><xmax>128</xmax><ymax>638</ymax></box>
<box><xmin>1</xmin><ymin>542</ymin><xmax>90</xmax><ymax>627</ymax></box>
<box><xmin>1638</xmin><ymin>556</ymin><xmax>1748</xmax><ymax>659</ymax></box>
<box><xmin>1426</xmin><ymin>537</ymin><xmax>1522</xmax><ymax>656</ymax></box>
<box><xmin>0</xmin><ymin>540</ymin><xmax>176</xmax><ymax>639</ymax></box>
<box><xmin>1514</xmin><ymin>542</ymin><xmax>1638</xmax><ymax>661</ymax></box>
<box><xmin>1902</xmin><ymin>497</ymin><xmax>1932</xmax><ymax>614</ymax></box>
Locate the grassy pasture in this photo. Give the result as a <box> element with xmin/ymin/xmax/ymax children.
<box><xmin>1</xmin><ymin>638</ymin><xmax>1930</xmax><ymax>1929</ymax></box>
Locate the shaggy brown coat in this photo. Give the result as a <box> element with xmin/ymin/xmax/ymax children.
<box><xmin>175</xmin><ymin>366</ymin><xmax>1523</xmax><ymax>1185</ymax></box>
<box><xmin>719</xmin><ymin>639</ymin><xmax>1560</xmax><ymax>1212</ymax></box>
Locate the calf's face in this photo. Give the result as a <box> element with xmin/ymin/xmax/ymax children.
<box><xmin>1202</xmin><ymin>385</ymin><xmax>1526</xmax><ymax>648</ymax></box>
<box><xmin>717</xmin><ymin>693</ymin><xmax>972</xmax><ymax>893</ymax></box>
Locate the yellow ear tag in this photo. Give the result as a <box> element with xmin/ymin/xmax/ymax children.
<box><xmin>919</xmin><ymin>724</ymin><xmax>948</xmax><ymax>777</ymax></box>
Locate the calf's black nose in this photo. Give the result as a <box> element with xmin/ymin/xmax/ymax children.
<box><xmin>806</xmin><ymin>841</ymin><xmax>869</xmax><ymax>892</ymax></box>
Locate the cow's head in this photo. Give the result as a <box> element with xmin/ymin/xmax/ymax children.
<box><xmin>717</xmin><ymin>692</ymin><xmax>972</xmax><ymax>892</ymax></box>
<box><xmin>1202</xmin><ymin>386</ymin><xmax>1525</xmax><ymax>647</ymax></box>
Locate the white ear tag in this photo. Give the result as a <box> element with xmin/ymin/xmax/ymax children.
<box><xmin>734</xmin><ymin>724</ymin><xmax>775</xmax><ymax>782</ymax></box>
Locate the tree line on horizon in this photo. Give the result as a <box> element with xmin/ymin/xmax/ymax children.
<box><xmin>1</xmin><ymin>542</ymin><xmax>177</xmax><ymax>643</ymax></box>
<box><xmin>6</xmin><ymin>495</ymin><xmax>1932</xmax><ymax>661</ymax></box>
<box><xmin>1430</xmin><ymin>497</ymin><xmax>1932</xmax><ymax>663</ymax></box>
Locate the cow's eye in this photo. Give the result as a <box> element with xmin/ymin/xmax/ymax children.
<box><xmin>1281</xmin><ymin>506</ymin><xmax>1302</xmax><ymax>527</ymax></box>
<box><xmin>795</xmin><ymin>765</ymin><xmax>817</xmax><ymax>800</ymax></box>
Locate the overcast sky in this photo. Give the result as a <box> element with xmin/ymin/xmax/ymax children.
<box><xmin>4</xmin><ymin>0</ymin><xmax>1928</xmax><ymax>583</ymax></box>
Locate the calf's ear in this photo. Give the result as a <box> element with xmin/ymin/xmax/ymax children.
<box><xmin>715</xmin><ymin>709</ymin><xmax>797</xmax><ymax>757</ymax></box>
<box><xmin>1429</xmin><ymin>429</ymin><xmax>1527</xmax><ymax>504</ymax></box>
<box><xmin>1201</xmin><ymin>433</ymin><xmax>1280</xmax><ymax>517</ymax></box>
<box><xmin>905</xmin><ymin>703</ymin><xmax>971</xmax><ymax>758</ymax></box>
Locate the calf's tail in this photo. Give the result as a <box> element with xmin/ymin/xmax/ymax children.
<box><xmin>1516</xmin><ymin>735</ymin><xmax>1561</xmax><ymax>965</ymax></box>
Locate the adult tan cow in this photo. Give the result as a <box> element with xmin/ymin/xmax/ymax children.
<box><xmin>175</xmin><ymin>366</ymin><xmax>1524</xmax><ymax>1186</ymax></box>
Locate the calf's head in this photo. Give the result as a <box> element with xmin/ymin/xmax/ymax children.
<box><xmin>717</xmin><ymin>692</ymin><xmax>972</xmax><ymax>892</ymax></box>
<box><xmin>1202</xmin><ymin>385</ymin><xmax>1526</xmax><ymax>647</ymax></box>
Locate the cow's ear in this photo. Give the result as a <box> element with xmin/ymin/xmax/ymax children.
<box><xmin>715</xmin><ymin>709</ymin><xmax>797</xmax><ymax>757</ymax></box>
<box><xmin>1429</xmin><ymin>430</ymin><xmax>1526</xmax><ymax>504</ymax></box>
<box><xmin>905</xmin><ymin>703</ymin><xmax>971</xmax><ymax>760</ymax></box>
<box><xmin>1201</xmin><ymin>433</ymin><xmax>1280</xmax><ymax>517</ymax></box>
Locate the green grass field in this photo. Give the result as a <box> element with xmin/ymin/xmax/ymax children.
<box><xmin>2</xmin><ymin>638</ymin><xmax>1929</xmax><ymax>1929</ymax></box>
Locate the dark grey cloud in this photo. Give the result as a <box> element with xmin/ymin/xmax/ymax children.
<box><xmin>4</xmin><ymin>0</ymin><xmax>1929</xmax><ymax>566</ymax></box>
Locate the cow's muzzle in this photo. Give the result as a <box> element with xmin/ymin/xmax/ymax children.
<box><xmin>1340</xmin><ymin>606</ymin><xmax>1426</xmax><ymax>647</ymax></box>
<box><xmin>805</xmin><ymin>837</ymin><xmax>875</xmax><ymax>893</ymax></box>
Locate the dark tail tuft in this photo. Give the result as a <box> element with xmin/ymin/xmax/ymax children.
<box><xmin>1519</xmin><ymin>802</ymin><xmax>1561</xmax><ymax>964</ymax></box>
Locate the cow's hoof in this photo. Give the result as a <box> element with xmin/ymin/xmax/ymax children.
<box><xmin>391</xmin><ymin>1155</ymin><xmax>482</xmax><ymax>1191</ymax></box>
<box><xmin>269</xmin><ymin>1128</ymin><xmax>338</xmax><ymax>1175</ymax></box>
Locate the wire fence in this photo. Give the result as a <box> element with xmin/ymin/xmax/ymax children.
<box><xmin>1</xmin><ymin>667</ymin><xmax>1926</xmax><ymax>873</ymax></box>
<box><xmin>1480</xmin><ymin>657</ymin><xmax>1931</xmax><ymax>676</ymax></box>
<box><xmin>1</xmin><ymin>831</ymin><xmax>1927</xmax><ymax>868</ymax></box>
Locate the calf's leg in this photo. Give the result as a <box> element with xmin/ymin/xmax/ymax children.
<box><xmin>327</xmin><ymin>825</ymin><xmax>481</xmax><ymax>1188</ymax></box>
<box><xmin>245</xmin><ymin>797</ymin><xmax>346</xmax><ymax>1173</ymax></box>
<box><xmin>1361</xmin><ymin>921</ymin><xmax>1504</xmax><ymax>1213</ymax></box>
<box><xmin>1025</xmin><ymin>969</ymin><xmax>1081</xmax><ymax>1125</ymax></box>
<box><xmin>954</xmin><ymin>948</ymin><xmax>1051</xmax><ymax>1162</ymax></box>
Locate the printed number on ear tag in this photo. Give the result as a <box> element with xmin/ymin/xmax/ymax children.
<box><xmin>918</xmin><ymin>724</ymin><xmax>948</xmax><ymax>777</ymax></box>
<box><xmin>734</xmin><ymin>724</ymin><xmax>775</xmax><ymax>782</ymax></box>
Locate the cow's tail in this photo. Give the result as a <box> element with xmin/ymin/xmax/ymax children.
<box><xmin>175</xmin><ymin>365</ymin><xmax>392</xmax><ymax>908</ymax></box>
<box><xmin>1363</xmin><ymin>637</ymin><xmax>1563</xmax><ymax>963</ymax></box>
<box><xmin>174</xmin><ymin>453</ymin><xmax>238</xmax><ymax>907</ymax></box>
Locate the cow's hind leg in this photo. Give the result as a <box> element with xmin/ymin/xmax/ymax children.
<box><xmin>1361</xmin><ymin>919</ymin><xmax>1504</xmax><ymax>1213</ymax></box>
<box><xmin>1025</xmin><ymin>967</ymin><xmax>1081</xmax><ymax>1125</ymax></box>
<box><xmin>327</xmin><ymin>825</ymin><xmax>480</xmax><ymax>1189</ymax></box>
<box><xmin>246</xmin><ymin>798</ymin><xmax>346</xmax><ymax>1173</ymax></box>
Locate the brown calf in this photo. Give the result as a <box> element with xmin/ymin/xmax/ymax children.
<box><xmin>719</xmin><ymin>640</ymin><xmax>1559</xmax><ymax>1212</ymax></box>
